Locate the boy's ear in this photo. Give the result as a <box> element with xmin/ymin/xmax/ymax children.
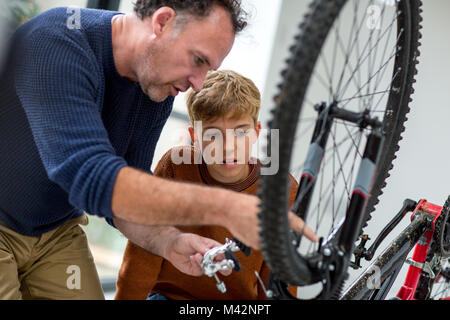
<box><xmin>188</xmin><ymin>127</ymin><xmax>197</xmax><ymax>144</ymax></box>
<box><xmin>249</xmin><ymin>121</ymin><xmax>262</xmax><ymax>145</ymax></box>
<box><xmin>255</xmin><ymin>121</ymin><xmax>262</xmax><ymax>138</ymax></box>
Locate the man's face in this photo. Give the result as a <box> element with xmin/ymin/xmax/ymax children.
<box><xmin>136</xmin><ymin>6</ymin><xmax>235</xmax><ymax>102</ymax></box>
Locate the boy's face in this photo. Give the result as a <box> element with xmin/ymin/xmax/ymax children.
<box><xmin>189</xmin><ymin>112</ymin><xmax>261</xmax><ymax>184</ymax></box>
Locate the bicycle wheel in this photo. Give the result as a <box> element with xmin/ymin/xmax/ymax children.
<box><xmin>259</xmin><ymin>0</ymin><xmax>422</xmax><ymax>292</ymax></box>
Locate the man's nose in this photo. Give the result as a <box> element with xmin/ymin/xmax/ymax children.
<box><xmin>188</xmin><ymin>70</ymin><xmax>208</xmax><ymax>92</ymax></box>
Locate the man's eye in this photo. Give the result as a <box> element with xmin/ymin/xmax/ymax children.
<box><xmin>194</xmin><ymin>56</ymin><xmax>204</xmax><ymax>66</ymax></box>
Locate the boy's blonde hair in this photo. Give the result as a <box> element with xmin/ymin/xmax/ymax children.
<box><xmin>186</xmin><ymin>70</ymin><xmax>261</xmax><ymax>125</ymax></box>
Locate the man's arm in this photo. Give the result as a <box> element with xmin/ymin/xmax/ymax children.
<box><xmin>111</xmin><ymin>167</ymin><xmax>317</xmax><ymax>250</ymax></box>
<box><xmin>111</xmin><ymin>166</ymin><xmax>262</xmax><ymax>247</ymax></box>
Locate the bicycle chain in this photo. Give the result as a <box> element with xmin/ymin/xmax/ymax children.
<box><xmin>434</xmin><ymin>196</ymin><xmax>450</xmax><ymax>258</ymax></box>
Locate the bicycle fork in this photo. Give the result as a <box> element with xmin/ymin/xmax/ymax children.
<box><xmin>290</xmin><ymin>102</ymin><xmax>384</xmax><ymax>297</ymax></box>
<box><xmin>292</xmin><ymin>102</ymin><xmax>383</xmax><ymax>254</ymax></box>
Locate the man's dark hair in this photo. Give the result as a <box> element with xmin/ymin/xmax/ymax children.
<box><xmin>133</xmin><ymin>0</ymin><xmax>248</xmax><ymax>34</ymax></box>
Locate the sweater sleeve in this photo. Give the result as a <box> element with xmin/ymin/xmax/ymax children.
<box><xmin>14</xmin><ymin>26</ymin><xmax>128</xmax><ymax>220</ymax></box>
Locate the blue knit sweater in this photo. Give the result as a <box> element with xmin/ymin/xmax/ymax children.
<box><xmin>0</xmin><ymin>8</ymin><xmax>174</xmax><ymax>236</ymax></box>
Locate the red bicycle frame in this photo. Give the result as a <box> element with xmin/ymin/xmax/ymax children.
<box><xmin>396</xmin><ymin>200</ymin><xmax>443</xmax><ymax>300</ymax></box>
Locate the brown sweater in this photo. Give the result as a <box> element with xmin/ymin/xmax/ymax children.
<box><xmin>115</xmin><ymin>146</ymin><xmax>299</xmax><ymax>300</ymax></box>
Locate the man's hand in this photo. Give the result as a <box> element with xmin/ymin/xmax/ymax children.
<box><xmin>163</xmin><ymin>233</ymin><xmax>231</xmax><ymax>277</ymax></box>
<box><xmin>114</xmin><ymin>218</ymin><xmax>231</xmax><ymax>277</ymax></box>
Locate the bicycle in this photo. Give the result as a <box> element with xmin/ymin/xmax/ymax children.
<box><xmin>256</xmin><ymin>0</ymin><xmax>448</xmax><ymax>299</ymax></box>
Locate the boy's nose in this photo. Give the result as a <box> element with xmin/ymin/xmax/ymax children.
<box><xmin>223</xmin><ymin>135</ymin><xmax>236</xmax><ymax>155</ymax></box>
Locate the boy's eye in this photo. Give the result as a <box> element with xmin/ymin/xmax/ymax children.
<box><xmin>234</xmin><ymin>129</ymin><xmax>249</xmax><ymax>137</ymax></box>
<box><xmin>204</xmin><ymin>134</ymin><xmax>217</xmax><ymax>140</ymax></box>
<box><xmin>204</xmin><ymin>130</ymin><xmax>222</xmax><ymax>140</ymax></box>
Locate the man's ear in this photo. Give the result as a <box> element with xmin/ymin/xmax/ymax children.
<box><xmin>151</xmin><ymin>6</ymin><xmax>176</xmax><ymax>37</ymax></box>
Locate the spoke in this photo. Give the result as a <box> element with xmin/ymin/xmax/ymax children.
<box><xmin>338</xmin><ymin>45</ymin><xmax>401</xmax><ymax>112</ymax></box>
<box><xmin>370</xmin><ymin>7</ymin><xmax>398</xmax><ymax>107</ymax></box>
<box><xmin>330</xmin><ymin>130</ymin><xmax>363</xmax><ymax>218</ymax></box>
<box><xmin>332</xmin><ymin>122</ymin><xmax>337</xmax><ymax>228</ymax></box>
<box><xmin>327</xmin><ymin>1</ymin><xmax>363</xmax><ymax>102</ymax></box>
<box><xmin>371</xmin><ymin>65</ymin><xmax>401</xmax><ymax>114</ymax></box>
<box><xmin>336</xmin><ymin>89</ymin><xmax>391</xmax><ymax>104</ymax></box>
<box><xmin>291</xmin><ymin>127</ymin><xmax>361</xmax><ymax>175</ymax></box>
<box><xmin>294</xmin><ymin>120</ymin><xmax>317</xmax><ymax>141</ymax></box>
<box><xmin>337</xmin><ymin>9</ymin><xmax>400</xmax><ymax>102</ymax></box>
<box><xmin>343</xmin><ymin>122</ymin><xmax>364</xmax><ymax>158</ymax></box>
<box><xmin>318</xmin><ymin>50</ymin><xmax>334</xmax><ymax>101</ymax></box>
<box><xmin>367</xmin><ymin>3</ymin><xmax>390</xmax><ymax>103</ymax></box>
<box><xmin>334</xmin><ymin>0</ymin><xmax>376</xmax><ymax>98</ymax></box>
<box><xmin>313</xmin><ymin>71</ymin><xmax>333</xmax><ymax>93</ymax></box>
<box><xmin>329</xmin><ymin>131</ymin><xmax>356</xmax><ymax>200</ymax></box>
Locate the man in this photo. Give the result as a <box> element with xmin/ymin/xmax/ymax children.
<box><xmin>0</xmin><ymin>0</ymin><xmax>308</xmax><ymax>299</ymax></box>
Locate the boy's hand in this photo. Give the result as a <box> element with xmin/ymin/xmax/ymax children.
<box><xmin>164</xmin><ymin>233</ymin><xmax>232</xmax><ymax>277</ymax></box>
<box><xmin>224</xmin><ymin>193</ymin><xmax>318</xmax><ymax>250</ymax></box>
<box><xmin>288</xmin><ymin>211</ymin><xmax>319</xmax><ymax>243</ymax></box>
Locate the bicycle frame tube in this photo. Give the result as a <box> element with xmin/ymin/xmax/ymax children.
<box><xmin>341</xmin><ymin>212</ymin><xmax>429</xmax><ymax>300</ymax></box>
<box><xmin>342</xmin><ymin>200</ymin><xmax>443</xmax><ymax>300</ymax></box>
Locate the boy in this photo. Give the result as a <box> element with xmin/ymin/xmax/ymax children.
<box><xmin>115</xmin><ymin>70</ymin><xmax>315</xmax><ymax>300</ymax></box>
